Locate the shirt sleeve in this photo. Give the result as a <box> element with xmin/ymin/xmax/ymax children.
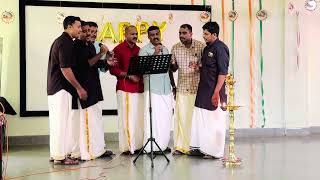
<box><xmin>139</xmin><ymin>48</ymin><xmax>149</xmax><ymax>56</ymax></box>
<box><xmin>163</xmin><ymin>47</ymin><xmax>169</xmax><ymax>55</ymax></box>
<box><xmin>59</xmin><ymin>41</ymin><xmax>74</xmax><ymax>68</ymax></box>
<box><xmin>171</xmin><ymin>46</ymin><xmax>176</xmax><ymax>61</ymax></box>
<box><xmin>217</xmin><ymin>44</ymin><xmax>230</xmax><ymax>75</ymax></box>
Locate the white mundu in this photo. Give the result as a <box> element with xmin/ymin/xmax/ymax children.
<box><xmin>78</xmin><ymin>101</ymin><xmax>106</xmax><ymax>160</ymax></box>
<box><xmin>190</xmin><ymin>107</ymin><xmax>227</xmax><ymax>158</ymax></box>
<box><xmin>48</xmin><ymin>89</ymin><xmax>80</xmax><ymax>160</ymax></box>
<box><xmin>174</xmin><ymin>93</ymin><xmax>196</xmax><ymax>153</ymax></box>
<box><xmin>117</xmin><ymin>91</ymin><xmax>144</xmax><ymax>154</ymax></box>
<box><xmin>143</xmin><ymin>92</ymin><xmax>173</xmax><ymax>152</ymax></box>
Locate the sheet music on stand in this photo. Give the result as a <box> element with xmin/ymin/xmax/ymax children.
<box><xmin>127</xmin><ymin>54</ymin><xmax>172</xmax><ymax>75</ymax></box>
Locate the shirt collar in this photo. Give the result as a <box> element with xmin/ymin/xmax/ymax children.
<box><xmin>147</xmin><ymin>42</ymin><xmax>156</xmax><ymax>49</ymax></box>
<box><xmin>124</xmin><ymin>40</ymin><xmax>137</xmax><ymax>49</ymax></box>
<box><xmin>62</xmin><ymin>32</ymin><xmax>73</xmax><ymax>41</ymax></box>
<box><xmin>179</xmin><ymin>39</ymin><xmax>195</xmax><ymax>48</ymax></box>
<box><xmin>207</xmin><ymin>38</ymin><xmax>219</xmax><ymax>47</ymax></box>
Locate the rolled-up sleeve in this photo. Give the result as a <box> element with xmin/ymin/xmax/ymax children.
<box><xmin>59</xmin><ymin>42</ymin><xmax>74</xmax><ymax>68</ymax></box>
<box><xmin>217</xmin><ymin>45</ymin><xmax>229</xmax><ymax>75</ymax></box>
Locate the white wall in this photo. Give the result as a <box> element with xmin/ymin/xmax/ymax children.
<box><xmin>0</xmin><ymin>0</ymin><xmax>319</xmax><ymax>136</ymax></box>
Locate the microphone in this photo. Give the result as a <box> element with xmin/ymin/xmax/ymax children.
<box><xmin>158</xmin><ymin>43</ymin><xmax>163</xmax><ymax>54</ymax></box>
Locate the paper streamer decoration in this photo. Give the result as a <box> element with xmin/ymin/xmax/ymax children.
<box><xmin>296</xmin><ymin>12</ymin><xmax>300</xmax><ymax>70</ymax></box>
<box><xmin>221</xmin><ymin>0</ymin><xmax>226</xmax><ymax>41</ymax></box>
<box><xmin>258</xmin><ymin>0</ymin><xmax>267</xmax><ymax>128</ymax></box>
<box><xmin>229</xmin><ymin>0</ymin><xmax>236</xmax><ymax>76</ymax></box>
<box><xmin>288</xmin><ymin>2</ymin><xmax>300</xmax><ymax>70</ymax></box>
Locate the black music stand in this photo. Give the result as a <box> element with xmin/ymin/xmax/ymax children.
<box><xmin>129</xmin><ymin>54</ymin><xmax>172</xmax><ymax>168</ymax></box>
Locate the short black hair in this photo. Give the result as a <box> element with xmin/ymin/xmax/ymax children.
<box><xmin>125</xmin><ymin>25</ymin><xmax>137</xmax><ymax>34</ymax></box>
<box><xmin>87</xmin><ymin>21</ymin><xmax>98</xmax><ymax>28</ymax></box>
<box><xmin>80</xmin><ymin>20</ymin><xmax>88</xmax><ymax>27</ymax></box>
<box><xmin>147</xmin><ymin>26</ymin><xmax>160</xmax><ymax>35</ymax></box>
<box><xmin>63</xmin><ymin>16</ymin><xmax>81</xmax><ymax>29</ymax></box>
<box><xmin>202</xmin><ymin>21</ymin><xmax>219</xmax><ymax>36</ymax></box>
<box><xmin>180</xmin><ymin>24</ymin><xmax>192</xmax><ymax>32</ymax></box>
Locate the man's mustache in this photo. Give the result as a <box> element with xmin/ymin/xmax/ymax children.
<box><xmin>154</xmin><ymin>38</ymin><xmax>159</xmax><ymax>41</ymax></box>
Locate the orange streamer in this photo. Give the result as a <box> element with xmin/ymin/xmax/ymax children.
<box><xmin>221</xmin><ymin>0</ymin><xmax>225</xmax><ymax>41</ymax></box>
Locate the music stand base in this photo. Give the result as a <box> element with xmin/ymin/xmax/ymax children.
<box><xmin>133</xmin><ymin>137</ymin><xmax>170</xmax><ymax>168</ymax></box>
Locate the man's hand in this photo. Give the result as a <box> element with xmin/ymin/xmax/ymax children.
<box><xmin>154</xmin><ymin>44</ymin><xmax>162</xmax><ymax>55</ymax></box>
<box><xmin>100</xmin><ymin>44</ymin><xmax>109</xmax><ymax>54</ymax></box>
<box><xmin>77</xmin><ymin>87</ymin><xmax>88</xmax><ymax>101</ymax></box>
<box><xmin>105</xmin><ymin>56</ymin><xmax>117</xmax><ymax>67</ymax></box>
<box><xmin>171</xmin><ymin>57</ymin><xmax>177</xmax><ymax>65</ymax></box>
<box><xmin>211</xmin><ymin>91</ymin><xmax>219</xmax><ymax>108</ymax></box>
<box><xmin>172</xmin><ymin>87</ymin><xmax>177</xmax><ymax>100</ymax></box>
<box><xmin>128</xmin><ymin>75</ymin><xmax>140</xmax><ymax>83</ymax></box>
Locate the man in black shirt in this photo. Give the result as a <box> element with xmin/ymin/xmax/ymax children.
<box><xmin>73</xmin><ymin>21</ymin><xmax>114</xmax><ymax>160</ymax></box>
<box><xmin>189</xmin><ymin>22</ymin><xmax>229</xmax><ymax>159</ymax></box>
<box><xmin>47</xmin><ymin>16</ymin><xmax>84</xmax><ymax>165</ymax></box>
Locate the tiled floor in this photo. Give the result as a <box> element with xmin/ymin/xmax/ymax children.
<box><xmin>3</xmin><ymin>135</ymin><xmax>320</xmax><ymax>180</ymax></box>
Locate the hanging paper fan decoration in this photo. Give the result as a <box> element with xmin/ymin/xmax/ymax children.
<box><xmin>57</xmin><ymin>12</ymin><xmax>66</xmax><ymax>24</ymax></box>
<box><xmin>168</xmin><ymin>13</ymin><xmax>173</xmax><ymax>24</ymax></box>
<box><xmin>200</xmin><ymin>11</ymin><xmax>211</xmax><ymax>23</ymax></box>
<box><xmin>305</xmin><ymin>0</ymin><xmax>317</xmax><ymax>11</ymax></box>
<box><xmin>1</xmin><ymin>11</ymin><xmax>15</xmax><ymax>24</ymax></box>
<box><xmin>136</xmin><ymin>15</ymin><xmax>142</xmax><ymax>23</ymax></box>
<box><xmin>228</xmin><ymin>10</ymin><xmax>238</xmax><ymax>22</ymax></box>
<box><xmin>256</xmin><ymin>9</ymin><xmax>268</xmax><ymax>21</ymax></box>
<box><xmin>288</xmin><ymin>2</ymin><xmax>297</xmax><ymax>15</ymax></box>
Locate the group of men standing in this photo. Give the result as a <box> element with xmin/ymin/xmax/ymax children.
<box><xmin>47</xmin><ymin>15</ymin><xmax>229</xmax><ymax>165</ymax></box>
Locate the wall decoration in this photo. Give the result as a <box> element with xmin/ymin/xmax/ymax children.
<box><xmin>1</xmin><ymin>11</ymin><xmax>14</xmax><ymax>24</ymax></box>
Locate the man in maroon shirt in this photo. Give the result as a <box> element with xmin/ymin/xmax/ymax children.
<box><xmin>110</xmin><ymin>25</ymin><xmax>144</xmax><ymax>154</ymax></box>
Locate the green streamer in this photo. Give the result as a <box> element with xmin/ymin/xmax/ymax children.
<box><xmin>259</xmin><ymin>0</ymin><xmax>266</xmax><ymax>128</ymax></box>
<box><xmin>231</xmin><ymin>0</ymin><xmax>235</xmax><ymax>75</ymax></box>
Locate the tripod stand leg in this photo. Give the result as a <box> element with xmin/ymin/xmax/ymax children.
<box><xmin>153</xmin><ymin>140</ymin><xmax>170</xmax><ymax>163</ymax></box>
<box><xmin>150</xmin><ymin>139</ymin><xmax>154</xmax><ymax>168</ymax></box>
<box><xmin>133</xmin><ymin>139</ymin><xmax>150</xmax><ymax>164</ymax></box>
